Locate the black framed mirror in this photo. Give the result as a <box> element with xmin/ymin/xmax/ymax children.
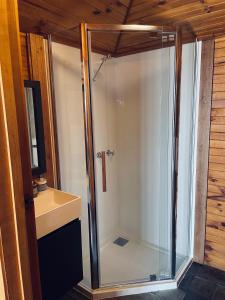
<box><xmin>24</xmin><ymin>80</ymin><xmax>46</xmax><ymax>176</ymax></box>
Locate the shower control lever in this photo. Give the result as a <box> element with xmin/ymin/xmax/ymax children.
<box><xmin>106</xmin><ymin>149</ymin><xmax>115</xmax><ymax>157</ymax></box>
<box><xmin>96</xmin><ymin>151</ymin><xmax>107</xmax><ymax>192</ymax></box>
<box><xmin>96</xmin><ymin>152</ymin><xmax>102</xmax><ymax>158</ymax></box>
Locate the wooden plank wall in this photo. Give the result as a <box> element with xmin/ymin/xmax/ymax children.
<box><xmin>20</xmin><ymin>33</ymin><xmax>58</xmax><ymax>188</ymax></box>
<box><xmin>0</xmin><ymin>1</ymin><xmax>36</xmax><ymax>296</ymax></box>
<box><xmin>194</xmin><ymin>40</ymin><xmax>214</xmax><ymax>264</ymax></box>
<box><xmin>20</xmin><ymin>33</ymin><xmax>29</xmax><ymax>80</ymax></box>
<box><xmin>205</xmin><ymin>37</ymin><xmax>225</xmax><ymax>271</ymax></box>
<box><xmin>27</xmin><ymin>34</ymin><xmax>58</xmax><ymax>188</ymax></box>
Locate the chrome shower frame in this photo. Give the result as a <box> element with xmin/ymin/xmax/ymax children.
<box><xmin>92</xmin><ymin>54</ymin><xmax>111</xmax><ymax>82</ymax></box>
<box><xmin>80</xmin><ymin>23</ymin><xmax>182</xmax><ymax>292</ymax></box>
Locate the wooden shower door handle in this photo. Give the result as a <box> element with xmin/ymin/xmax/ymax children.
<box><xmin>101</xmin><ymin>151</ymin><xmax>107</xmax><ymax>192</ymax></box>
<box><xmin>96</xmin><ymin>151</ymin><xmax>107</xmax><ymax>192</ymax></box>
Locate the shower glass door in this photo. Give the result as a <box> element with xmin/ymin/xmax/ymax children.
<box><xmin>81</xmin><ymin>24</ymin><xmax>179</xmax><ymax>288</ymax></box>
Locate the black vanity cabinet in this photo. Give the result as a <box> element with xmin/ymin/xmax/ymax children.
<box><xmin>38</xmin><ymin>219</ymin><xmax>83</xmax><ymax>300</ymax></box>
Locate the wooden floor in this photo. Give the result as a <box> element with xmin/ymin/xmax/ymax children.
<box><xmin>60</xmin><ymin>263</ymin><xmax>225</xmax><ymax>300</ymax></box>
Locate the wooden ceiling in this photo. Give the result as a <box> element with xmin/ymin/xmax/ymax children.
<box><xmin>18</xmin><ymin>0</ymin><xmax>225</xmax><ymax>56</ymax></box>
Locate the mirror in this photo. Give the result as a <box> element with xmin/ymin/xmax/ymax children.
<box><xmin>24</xmin><ymin>80</ymin><xmax>46</xmax><ymax>176</ymax></box>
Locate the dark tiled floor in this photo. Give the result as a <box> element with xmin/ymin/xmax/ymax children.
<box><xmin>61</xmin><ymin>263</ymin><xmax>225</xmax><ymax>300</ymax></box>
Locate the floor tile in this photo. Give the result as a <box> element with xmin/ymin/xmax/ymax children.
<box><xmin>153</xmin><ymin>289</ymin><xmax>185</xmax><ymax>300</ymax></box>
<box><xmin>188</xmin><ymin>276</ymin><xmax>216</xmax><ymax>299</ymax></box>
<box><xmin>212</xmin><ymin>285</ymin><xmax>225</xmax><ymax>300</ymax></box>
<box><xmin>197</xmin><ymin>265</ymin><xmax>225</xmax><ymax>288</ymax></box>
<box><xmin>183</xmin><ymin>291</ymin><xmax>207</xmax><ymax>300</ymax></box>
<box><xmin>59</xmin><ymin>289</ymin><xmax>88</xmax><ymax>300</ymax></box>
<box><xmin>113</xmin><ymin>293</ymin><xmax>160</xmax><ymax>300</ymax></box>
<box><xmin>179</xmin><ymin>273</ymin><xmax>194</xmax><ymax>291</ymax></box>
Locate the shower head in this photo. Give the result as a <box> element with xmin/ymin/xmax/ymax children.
<box><xmin>103</xmin><ymin>54</ymin><xmax>111</xmax><ymax>60</ymax></box>
<box><xmin>93</xmin><ymin>54</ymin><xmax>111</xmax><ymax>82</ymax></box>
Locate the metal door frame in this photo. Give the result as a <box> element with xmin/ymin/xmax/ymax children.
<box><xmin>80</xmin><ymin>23</ymin><xmax>182</xmax><ymax>289</ymax></box>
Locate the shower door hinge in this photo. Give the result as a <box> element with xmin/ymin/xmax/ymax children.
<box><xmin>106</xmin><ymin>149</ymin><xmax>115</xmax><ymax>156</ymax></box>
<box><xmin>96</xmin><ymin>152</ymin><xmax>102</xmax><ymax>158</ymax></box>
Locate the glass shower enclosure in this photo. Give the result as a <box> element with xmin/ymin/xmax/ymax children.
<box><xmin>80</xmin><ymin>23</ymin><xmax>182</xmax><ymax>289</ymax></box>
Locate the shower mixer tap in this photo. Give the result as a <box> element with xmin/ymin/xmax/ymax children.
<box><xmin>106</xmin><ymin>149</ymin><xmax>114</xmax><ymax>157</ymax></box>
<box><xmin>96</xmin><ymin>150</ymin><xmax>114</xmax><ymax>158</ymax></box>
<box><xmin>96</xmin><ymin>152</ymin><xmax>102</xmax><ymax>158</ymax></box>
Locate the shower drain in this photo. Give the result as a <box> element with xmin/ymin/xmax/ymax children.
<box><xmin>113</xmin><ymin>237</ymin><xmax>129</xmax><ymax>247</ymax></box>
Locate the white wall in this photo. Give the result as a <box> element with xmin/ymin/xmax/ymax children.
<box><xmin>52</xmin><ymin>43</ymin><xmax>91</xmax><ymax>286</ymax></box>
<box><xmin>92</xmin><ymin>48</ymin><xmax>174</xmax><ymax>251</ymax></box>
<box><xmin>52</xmin><ymin>44</ymin><xmax>121</xmax><ymax>287</ymax></box>
<box><xmin>114</xmin><ymin>48</ymin><xmax>175</xmax><ymax>252</ymax></box>
<box><xmin>91</xmin><ymin>55</ymin><xmax>120</xmax><ymax>246</ymax></box>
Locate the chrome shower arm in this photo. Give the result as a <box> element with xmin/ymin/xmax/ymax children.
<box><xmin>93</xmin><ymin>54</ymin><xmax>111</xmax><ymax>82</ymax></box>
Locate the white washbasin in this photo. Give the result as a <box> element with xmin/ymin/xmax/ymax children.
<box><xmin>34</xmin><ymin>188</ymin><xmax>81</xmax><ymax>239</ymax></box>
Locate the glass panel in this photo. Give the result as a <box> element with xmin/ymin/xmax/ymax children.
<box><xmin>89</xmin><ymin>30</ymin><xmax>176</xmax><ymax>286</ymax></box>
<box><xmin>158</xmin><ymin>44</ymin><xmax>175</xmax><ymax>280</ymax></box>
<box><xmin>51</xmin><ymin>42</ymin><xmax>92</xmax><ymax>288</ymax></box>
<box><xmin>176</xmin><ymin>41</ymin><xmax>201</xmax><ymax>272</ymax></box>
<box><xmin>25</xmin><ymin>87</ymin><xmax>38</xmax><ymax>168</ymax></box>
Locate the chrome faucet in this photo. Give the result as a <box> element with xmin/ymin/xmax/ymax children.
<box><xmin>106</xmin><ymin>149</ymin><xmax>114</xmax><ymax>157</ymax></box>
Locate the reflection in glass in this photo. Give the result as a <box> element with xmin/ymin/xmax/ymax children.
<box><xmin>25</xmin><ymin>87</ymin><xmax>38</xmax><ymax>168</ymax></box>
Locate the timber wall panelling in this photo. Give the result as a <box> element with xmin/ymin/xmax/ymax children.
<box><xmin>0</xmin><ymin>0</ymin><xmax>40</xmax><ymax>298</ymax></box>
<box><xmin>21</xmin><ymin>32</ymin><xmax>59</xmax><ymax>187</ymax></box>
<box><xmin>194</xmin><ymin>40</ymin><xmax>214</xmax><ymax>264</ymax></box>
<box><xmin>205</xmin><ymin>37</ymin><xmax>225</xmax><ymax>271</ymax></box>
<box><xmin>18</xmin><ymin>0</ymin><xmax>225</xmax><ymax>55</ymax></box>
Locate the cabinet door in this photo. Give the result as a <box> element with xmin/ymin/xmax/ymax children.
<box><xmin>38</xmin><ymin>219</ymin><xmax>83</xmax><ymax>300</ymax></box>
